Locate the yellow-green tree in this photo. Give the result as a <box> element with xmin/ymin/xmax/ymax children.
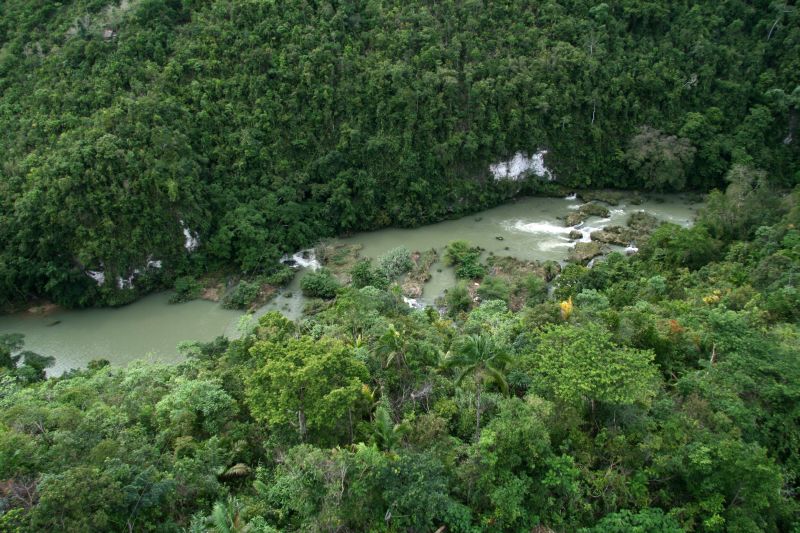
<box><xmin>533</xmin><ymin>324</ymin><xmax>658</xmax><ymax>410</ymax></box>
<box><xmin>245</xmin><ymin>337</ymin><xmax>369</xmax><ymax>445</ymax></box>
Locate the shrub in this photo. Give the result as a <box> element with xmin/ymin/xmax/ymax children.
<box><xmin>351</xmin><ymin>259</ymin><xmax>389</xmax><ymax>289</ymax></box>
<box><xmin>223</xmin><ymin>280</ymin><xmax>261</xmax><ymax>309</ymax></box>
<box><xmin>170</xmin><ymin>276</ymin><xmax>203</xmax><ymax>304</ymax></box>
<box><xmin>477</xmin><ymin>276</ymin><xmax>510</xmax><ymax>302</ymax></box>
<box><xmin>642</xmin><ymin>223</ymin><xmax>719</xmax><ymax>270</ymax></box>
<box><xmin>377</xmin><ymin>247</ymin><xmax>413</xmax><ymax>280</ymax></box>
<box><xmin>553</xmin><ymin>264</ymin><xmax>590</xmax><ymax>301</ymax></box>
<box><xmin>264</xmin><ymin>265</ymin><xmax>295</xmax><ymax>287</ymax></box>
<box><xmin>765</xmin><ymin>285</ymin><xmax>800</xmax><ymax>321</ymax></box>
<box><xmin>444</xmin><ymin>240</ymin><xmax>474</xmax><ymax>266</ymax></box>
<box><xmin>445</xmin><ymin>282</ymin><xmax>472</xmax><ymax>316</ymax></box>
<box><xmin>575</xmin><ymin>289</ymin><xmax>610</xmax><ymax>311</ymax></box>
<box><xmin>444</xmin><ymin>241</ymin><xmax>486</xmax><ymax>279</ymax></box>
<box><xmin>456</xmin><ymin>261</ymin><xmax>487</xmax><ymax>280</ymax></box>
<box><xmin>520</xmin><ymin>274</ymin><xmax>547</xmax><ymax>305</ymax></box>
<box><xmin>300</xmin><ymin>269</ymin><xmax>341</xmax><ymax>299</ymax></box>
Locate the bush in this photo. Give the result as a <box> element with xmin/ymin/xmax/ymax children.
<box><xmin>477</xmin><ymin>276</ymin><xmax>510</xmax><ymax>302</ymax></box>
<box><xmin>444</xmin><ymin>240</ymin><xmax>474</xmax><ymax>266</ymax></box>
<box><xmin>575</xmin><ymin>289</ymin><xmax>610</xmax><ymax>311</ymax></box>
<box><xmin>377</xmin><ymin>247</ymin><xmax>414</xmax><ymax>280</ymax></box>
<box><xmin>264</xmin><ymin>265</ymin><xmax>295</xmax><ymax>287</ymax></box>
<box><xmin>444</xmin><ymin>241</ymin><xmax>486</xmax><ymax>279</ymax></box>
<box><xmin>520</xmin><ymin>274</ymin><xmax>547</xmax><ymax>305</ymax></box>
<box><xmin>553</xmin><ymin>264</ymin><xmax>590</xmax><ymax>301</ymax></box>
<box><xmin>642</xmin><ymin>224</ymin><xmax>719</xmax><ymax>270</ymax></box>
<box><xmin>300</xmin><ymin>269</ymin><xmax>341</xmax><ymax>299</ymax></box>
<box><xmin>222</xmin><ymin>280</ymin><xmax>261</xmax><ymax>309</ymax></box>
<box><xmin>455</xmin><ymin>261</ymin><xmax>487</xmax><ymax>280</ymax></box>
<box><xmin>350</xmin><ymin>259</ymin><xmax>389</xmax><ymax>289</ymax></box>
<box><xmin>644</xmin><ymin>275</ymin><xmax>668</xmax><ymax>301</ymax></box>
<box><xmin>170</xmin><ymin>276</ymin><xmax>203</xmax><ymax>304</ymax></box>
<box><xmin>445</xmin><ymin>282</ymin><xmax>472</xmax><ymax>316</ymax></box>
<box><xmin>765</xmin><ymin>285</ymin><xmax>800</xmax><ymax>321</ymax></box>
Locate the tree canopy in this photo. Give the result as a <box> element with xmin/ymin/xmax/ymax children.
<box><xmin>1</xmin><ymin>0</ymin><xmax>798</xmax><ymax>307</ymax></box>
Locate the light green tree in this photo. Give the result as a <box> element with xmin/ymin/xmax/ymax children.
<box><xmin>245</xmin><ymin>337</ymin><xmax>368</xmax><ymax>444</ymax></box>
<box><xmin>533</xmin><ymin>324</ymin><xmax>658</xmax><ymax>410</ymax></box>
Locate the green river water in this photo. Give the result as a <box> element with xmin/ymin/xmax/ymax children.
<box><xmin>0</xmin><ymin>193</ymin><xmax>700</xmax><ymax>375</ymax></box>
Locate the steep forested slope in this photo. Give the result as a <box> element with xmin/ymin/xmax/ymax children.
<box><xmin>1</xmin><ymin>0</ymin><xmax>798</xmax><ymax>307</ymax></box>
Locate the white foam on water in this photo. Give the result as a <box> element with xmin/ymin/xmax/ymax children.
<box><xmin>403</xmin><ymin>296</ymin><xmax>424</xmax><ymax>309</ymax></box>
<box><xmin>509</xmin><ymin>220</ymin><xmax>572</xmax><ymax>235</ymax></box>
<box><xmin>564</xmin><ymin>193</ymin><xmax>577</xmax><ymax>200</ymax></box>
<box><xmin>281</xmin><ymin>249</ymin><xmax>321</xmax><ymax>271</ymax></box>
<box><xmin>538</xmin><ymin>239</ymin><xmax>574</xmax><ymax>251</ymax></box>
<box><xmin>579</xmin><ymin>227</ymin><xmax>601</xmax><ymax>242</ymax></box>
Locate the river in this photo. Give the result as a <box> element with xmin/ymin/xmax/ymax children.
<box><xmin>0</xmin><ymin>193</ymin><xmax>700</xmax><ymax>375</ymax></box>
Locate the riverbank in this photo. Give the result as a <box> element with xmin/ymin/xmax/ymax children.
<box><xmin>0</xmin><ymin>192</ymin><xmax>702</xmax><ymax>375</ymax></box>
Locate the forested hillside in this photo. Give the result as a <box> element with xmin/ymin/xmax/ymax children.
<box><xmin>1</xmin><ymin>182</ymin><xmax>798</xmax><ymax>531</ymax></box>
<box><xmin>1</xmin><ymin>0</ymin><xmax>798</xmax><ymax>307</ymax></box>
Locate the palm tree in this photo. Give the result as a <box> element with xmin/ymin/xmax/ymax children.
<box><xmin>442</xmin><ymin>334</ymin><xmax>510</xmax><ymax>439</ymax></box>
<box><xmin>208</xmin><ymin>496</ymin><xmax>251</xmax><ymax>533</ymax></box>
<box><xmin>372</xmin><ymin>402</ymin><xmax>410</xmax><ymax>453</ymax></box>
<box><xmin>375</xmin><ymin>324</ymin><xmax>408</xmax><ymax>368</ymax></box>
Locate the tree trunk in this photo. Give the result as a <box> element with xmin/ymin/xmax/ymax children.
<box><xmin>475</xmin><ymin>374</ymin><xmax>482</xmax><ymax>440</ymax></box>
<box><xmin>298</xmin><ymin>409</ymin><xmax>307</xmax><ymax>441</ymax></box>
<box><xmin>348</xmin><ymin>407</ymin><xmax>353</xmax><ymax>444</ymax></box>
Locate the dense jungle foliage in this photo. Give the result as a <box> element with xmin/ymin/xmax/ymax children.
<box><xmin>1</xmin><ymin>0</ymin><xmax>799</xmax><ymax>307</ymax></box>
<box><xmin>1</xmin><ymin>180</ymin><xmax>799</xmax><ymax>531</ymax></box>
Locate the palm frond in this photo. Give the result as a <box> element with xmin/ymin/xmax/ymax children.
<box><xmin>484</xmin><ymin>365</ymin><xmax>510</xmax><ymax>396</ymax></box>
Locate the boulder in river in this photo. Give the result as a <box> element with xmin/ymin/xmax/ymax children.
<box><xmin>568</xmin><ymin>242</ymin><xmax>604</xmax><ymax>264</ymax></box>
<box><xmin>577</xmin><ymin>190</ymin><xmax>626</xmax><ymax>206</ymax></box>
<box><xmin>627</xmin><ymin>211</ymin><xmax>660</xmax><ymax>234</ymax></box>
<box><xmin>590</xmin><ymin>226</ymin><xmax>634</xmax><ymax>246</ymax></box>
<box><xmin>568</xmin><ymin>229</ymin><xmax>583</xmax><ymax>240</ymax></box>
<box><xmin>565</xmin><ymin>202</ymin><xmax>611</xmax><ymax>227</ymax></box>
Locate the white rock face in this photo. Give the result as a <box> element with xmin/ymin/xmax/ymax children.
<box><xmin>179</xmin><ymin>220</ymin><xmax>198</xmax><ymax>251</ymax></box>
<box><xmin>183</xmin><ymin>227</ymin><xmax>199</xmax><ymax>252</ymax></box>
<box><xmin>147</xmin><ymin>259</ymin><xmax>163</xmax><ymax>269</ymax></box>
<box><xmin>489</xmin><ymin>150</ymin><xmax>553</xmax><ymax>181</ymax></box>
<box><xmin>86</xmin><ymin>270</ymin><xmax>106</xmax><ymax>285</ymax></box>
